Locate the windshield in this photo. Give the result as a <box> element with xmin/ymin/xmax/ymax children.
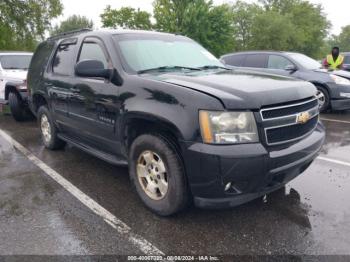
<box><xmin>288</xmin><ymin>53</ymin><xmax>321</xmax><ymax>70</ymax></box>
<box><xmin>0</xmin><ymin>55</ymin><xmax>32</xmax><ymax>70</ymax></box>
<box><xmin>114</xmin><ymin>34</ymin><xmax>223</xmax><ymax>73</ymax></box>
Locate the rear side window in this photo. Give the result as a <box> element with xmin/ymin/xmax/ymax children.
<box><xmin>268</xmin><ymin>55</ymin><xmax>294</xmax><ymax>69</ymax></box>
<box><xmin>78</xmin><ymin>41</ymin><xmax>108</xmax><ymax>69</ymax></box>
<box><xmin>222</xmin><ymin>54</ymin><xmax>245</xmax><ymax>66</ymax></box>
<box><xmin>243</xmin><ymin>54</ymin><xmax>268</xmax><ymax>68</ymax></box>
<box><xmin>27</xmin><ymin>41</ymin><xmax>55</xmax><ymax>87</ymax></box>
<box><xmin>52</xmin><ymin>43</ymin><xmax>77</xmax><ymax>75</ymax></box>
<box><xmin>344</xmin><ymin>55</ymin><xmax>350</xmax><ymax>64</ymax></box>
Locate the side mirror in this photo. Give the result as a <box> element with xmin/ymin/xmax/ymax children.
<box><xmin>285</xmin><ymin>64</ymin><xmax>297</xmax><ymax>72</ymax></box>
<box><xmin>75</xmin><ymin>59</ymin><xmax>111</xmax><ymax>78</ymax></box>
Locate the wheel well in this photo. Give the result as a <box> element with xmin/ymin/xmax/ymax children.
<box><xmin>124</xmin><ymin>118</ymin><xmax>191</xmax><ymax>198</ymax></box>
<box><xmin>311</xmin><ymin>82</ymin><xmax>330</xmax><ymax>95</ymax></box>
<box><xmin>124</xmin><ymin>118</ymin><xmax>183</xmax><ymax>156</ymax></box>
<box><xmin>32</xmin><ymin>94</ymin><xmax>48</xmax><ymax>113</ymax></box>
<box><xmin>5</xmin><ymin>85</ymin><xmax>18</xmax><ymax>100</ymax></box>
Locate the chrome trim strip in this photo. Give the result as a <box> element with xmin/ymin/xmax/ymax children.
<box><xmin>264</xmin><ymin>106</ymin><xmax>319</xmax><ymax>129</ymax></box>
<box><xmin>264</xmin><ymin>115</ymin><xmax>319</xmax><ymax>146</ymax></box>
<box><xmin>265</xmin><ymin>121</ymin><xmax>319</xmax><ymax>146</ymax></box>
<box><xmin>260</xmin><ymin>97</ymin><xmax>318</xmax><ymax>121</ymax></box>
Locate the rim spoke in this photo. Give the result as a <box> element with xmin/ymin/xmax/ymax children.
<box><xmin>146</xmin><ymin>182</ymin><xmax>157</xmax><ymax>194</ymax></box>
<box><xmin>137</xmin><ymin>164</ymin><xmax>148</xmax><ymax>178</ymax></box>
<box><xmin>155</xmin><ymin>160</ymin><xmax>166</xmax><ymax>174</ymax></box>
<box><xmin>157</xmin><ymin>180</ymin><xmax>168</xmax><ymax>196</ymax></box>
<box><xmin>142</xmin><ymin>151</ymin><xmax>153</xmax><ymax>165</ymax></box>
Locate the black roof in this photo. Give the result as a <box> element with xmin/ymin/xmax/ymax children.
<box><xmin>47</xmin><ymin>28</ymin><xmax>178</xmax><ymax>42</ymax></box>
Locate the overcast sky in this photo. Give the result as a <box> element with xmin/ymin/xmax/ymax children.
<box><xmin>53</xmin><ymin>0</ymin><xmax>350</xmax><ymax>35</ymax></box>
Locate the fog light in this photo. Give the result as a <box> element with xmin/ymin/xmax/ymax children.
<box><xmin>224</xmin><ymin>182</ymin><xmax>232</xmax><ymax>191</ymax></box>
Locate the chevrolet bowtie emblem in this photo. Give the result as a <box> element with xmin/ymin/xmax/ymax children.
<box><xmin>297</xmin><ymin>112</ymin><xmax>310</xmax><ymax>124</ymax></box>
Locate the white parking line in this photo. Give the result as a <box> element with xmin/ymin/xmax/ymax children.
<box><xmin>317</xmin><ymin>156</ymin><xmax>350</xmax><ymax>168</ymax></box>
<box><xmin>0</xmin><ymin>129</ymin><xmax>164</xmax><ymax>256</ymax></box>
<box><xmin>320</xmin><ymin>117</ymin><xmax>350</xmax><ymax>124</ymax></box>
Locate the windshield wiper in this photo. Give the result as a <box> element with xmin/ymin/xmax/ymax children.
<box><xmin>197</xmin><ymin>65</ymin><xmax>230</xmax><ymax>70</ymax></box>
<box><xmin>137</xmin><ymin>66</ymin><xmax>201</xmax><ymax>74</ymax></box>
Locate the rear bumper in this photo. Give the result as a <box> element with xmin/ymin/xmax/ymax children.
<box><xmin>181</xmin><ymin>123</ymin><xmax>325</xmax><ymax>209</ymax></box>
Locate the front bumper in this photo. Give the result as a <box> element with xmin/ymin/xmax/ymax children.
<box><xmin>180</xmin><ymin>123</ymin><xmax>325</xmax><ymax>209</ymax></box>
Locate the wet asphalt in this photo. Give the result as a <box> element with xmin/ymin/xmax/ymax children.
<box><xmin>0</xmin><ymin>111</ymin><xmax>350</xmax><ymax>256</ymax></box>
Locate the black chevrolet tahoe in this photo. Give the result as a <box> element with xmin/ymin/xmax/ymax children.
<box><xmin>27</xmin><ymin>29</ymin><xmax>325</xmax><ymax>216</ymax></box>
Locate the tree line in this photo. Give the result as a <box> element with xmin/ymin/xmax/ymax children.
<box><xmin>1</xmin><ymin>0</ymin><xmax>350</xmax><ymax>59</ymax></box>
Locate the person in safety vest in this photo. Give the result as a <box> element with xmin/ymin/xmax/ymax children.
<box><xmin>323</xmin><ymin>47</ymin><xmax>344</xmax><ymax>70</ymax></box>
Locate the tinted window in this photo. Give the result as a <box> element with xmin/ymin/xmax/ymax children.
<box><xmin>78</xmin><ymin>42</ymin><xmax>108</xmax><ymax>69</ymax></box>
<box><xmin>28</xmin><ymin>41</ymin><xmax>55</xmax><ymax>88</ymax></box>
<box><xmin>268</xmin><ymin>55</ymin><xmax>294</xmax><ymax>69</ymax></box>
<box><xmin>0</xmin><ymin>55</ymin><xmax>32</xmax><ymax>70</ymax></box>
<box><xmin>222</xmin><ymin>54</ymin><xmax>245</xmax><ymax>66</ymax></box>
<box><xmin>52</xmin><ymin>44</ymin><xmax>76</xmax><ymax>75</ymax></box>
<box><xmin>344</xmin><ymin>55</ymin><xmax>350</xmax><ymax>64</ymax></box>
<box><xmin>243</xmin><ymin>54</ymin><xmax>268</xmax><ymax>68</ymax></box>
<box><xmin>288</xmin><ymin>53</ymin><xmax>321</xmax><ymax>70</ymax></box>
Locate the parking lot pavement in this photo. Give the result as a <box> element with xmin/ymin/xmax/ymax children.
<box><xmin>0</xmin><ymin>112</ymin><xmax>349</xmax><ymax>256</ymax></box>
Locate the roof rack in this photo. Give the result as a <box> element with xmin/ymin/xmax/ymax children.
<box><xmin>47</xmin><ymin>28</ymin><xmax>92</xmax><ymax>40</ymax></box>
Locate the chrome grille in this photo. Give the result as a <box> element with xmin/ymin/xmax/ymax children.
<box><xmin>260</xmin><ymin>97</ymin><xmax>319</xmax><ymax>146</ymax></box>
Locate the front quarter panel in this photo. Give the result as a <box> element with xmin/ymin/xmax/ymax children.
<box><xmin>119</xmin><ymin>75</ymin><xmax>224</xmax><ymax>142</ymax></box>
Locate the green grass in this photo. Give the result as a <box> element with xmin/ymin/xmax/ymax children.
<box><xmin>0</xmin><ymin>105</ymin><xmax>11</xmax><ymax>115</ymax></box>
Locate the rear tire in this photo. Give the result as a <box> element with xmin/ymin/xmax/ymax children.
<box><xmin>8</xmin><ymin>92</ymin><xmax>26</xmax><ymax>121</ymax></box>
<box><xmin>316</xmin><ymin>86</ymin><xmax>330</xmax><ymax>113</ymax></box>
<box><xmin>129</xmin><ymin>134</ymin><xmax>188</xmax><ymax>216</ymax></box>
<box><xmin>37</xmin><ymin>105</ymin><xmax>66</xmax><ymax>150</ymax></box>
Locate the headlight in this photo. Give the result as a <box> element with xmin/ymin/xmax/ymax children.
<box><xmin>199</xmin><ymin>111</ymin><xmax>259</xmax><ymax>144</ymax></box>
<box><xmin>330</xmin><ymin>74</ymin><xmax>350</xmax><ymax>85</ymax></box>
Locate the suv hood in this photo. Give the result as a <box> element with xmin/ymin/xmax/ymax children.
<box><xmin>331</xmin><ymin>69</ymin><xmax>350</xmax><ymax>80</ymax></box>
<box><xmin>144</xmin><ymin>69</ymin><xmax>316</xmax><ymax>109</ymax></box>
<box><xmin>1</xmin><ymin>69</ymin><xmax>27</xmax><ymax>82</ymax></box>
<box><xmin>313</xmin><ymin>68</ymin><xmax>350</xmax><ymax>80</ymax></box>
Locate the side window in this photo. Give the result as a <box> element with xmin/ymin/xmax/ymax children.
<box><xmin>243</xmin><ymin>54</ymin><xmax>268</xmax><ymax>68</ymax></box>
<box><xmin>78</xmin><ymin>41</ymin><xmax>108</xmax><ymax>69</ymax></box>
<box><xmin>52</xmin><ymin>44</ymin><xmax>76</xmax><ymax>75</ymax></box>
<box><xmin>344</xmin><ymin>55</ymin><xmax>350</xmax><ymax>64</ymax></box>
<box><xmin>222</xmin><ymin>54</ymin><xmax>245</xmax><ymax>66</ymax></box>
<box><xmin>268</xmin><ymin>55</ymin><xmax>294</xmax><ymax>70</ymax></box>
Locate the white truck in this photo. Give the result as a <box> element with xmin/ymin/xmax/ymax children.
<box><xmin>0</xmin><ymin>51</ymin><xmax>33</xmax><ymax>121</ymax></box>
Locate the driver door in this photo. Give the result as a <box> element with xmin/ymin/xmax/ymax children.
<box><xmin>68</xmin><ymin>37</ymin><xmax>122</xmax><ymax>155</ymax></box>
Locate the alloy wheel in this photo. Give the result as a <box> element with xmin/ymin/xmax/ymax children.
<box><xmin>40</xmin><ymin>114</ymin><xmax>52</xmax><ymax>144</ymax></box>
<box><xmin>136</xmin><ymin>150</ymin><xmax>168</xmax><ymax>200</ymax></box>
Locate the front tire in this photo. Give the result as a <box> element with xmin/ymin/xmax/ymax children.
<box><xmin>37</xmin><ymin>106</ymin><xmax>65</xmax><ymax>150</ymax></box>
<box><xmin>316</xmin><ymin>86</ymin><xmax>330</xmax><ymax>113</ymax></box>
<box><xmin>8</xmin><ymin>92</ymin><xmax>26</xmax><ymax>121</ymax></box>
<box><xmin>129</xmin><ymin>134</ymin><xmax>188</xmax><ymax>216</ymax></box>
